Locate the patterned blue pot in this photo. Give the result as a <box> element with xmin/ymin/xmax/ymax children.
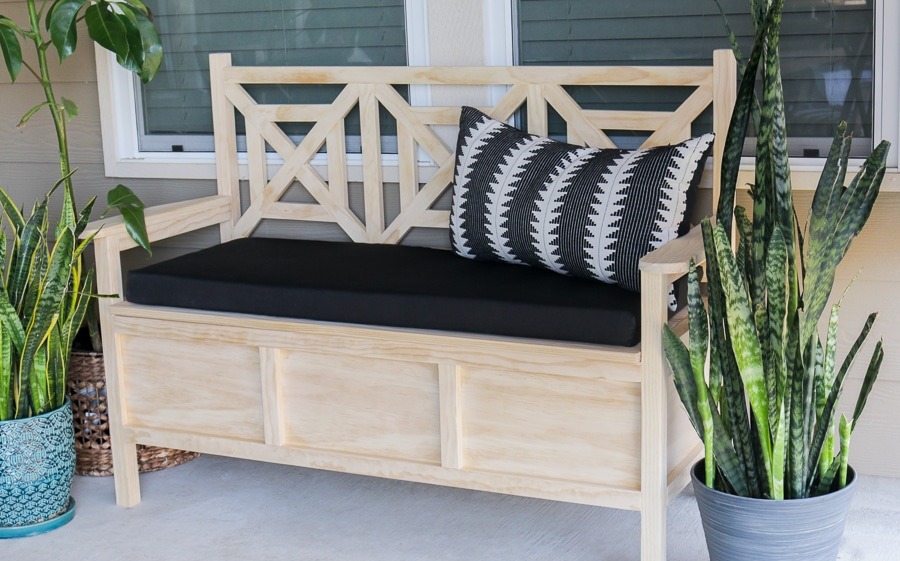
<box><xmin>0</xmin><ymin>400</ymin><xmax>76</xmax><ymax>534</ymax></box>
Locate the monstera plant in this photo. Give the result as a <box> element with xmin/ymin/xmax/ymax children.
<box><xmin>663</xmin><ymin>1</ymin><xmax>889</xmax><ymax>559</ymax></box>
<box><xmin>0</xmin><ymin>0</ymin><xmax>160</xmax><ymax>534</ymax></box>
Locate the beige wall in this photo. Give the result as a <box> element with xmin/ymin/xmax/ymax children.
<box><xmin>1</xmin><ymin>0</ymin><xmax>898</xmax><ymax>478</ymax></box>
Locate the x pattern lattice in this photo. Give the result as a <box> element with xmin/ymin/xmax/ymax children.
<box><xmin>218</xmin><ymin>66</ymin><xmax>715</xmax><ymax>243</ymax></box>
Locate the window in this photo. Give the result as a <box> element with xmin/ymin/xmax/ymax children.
<box><xmin>139</xmin><ymin>0</ymin><xmax>407</xmax><ymax>152</ymax></box>
<box><xmin>97</xmin><ymin>0</ymin><xmax>426</xmax><ymax>178</ymax></box>
<box><xmin>515</xmin><ymin>0</ymin><xmax>876</xmax><ymax>158</ymax></box>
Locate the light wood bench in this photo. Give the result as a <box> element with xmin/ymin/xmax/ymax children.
<box><xmin>87</xmin><ymin>50</ymin><xmax>736</xmax><ymax>561</ymax></box>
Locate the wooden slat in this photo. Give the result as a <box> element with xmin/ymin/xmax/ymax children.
<box><xmin>359</xmin><ymin>84</ymin><xmax>385</xmax><ymax>241</ymax></box>
<box><xmin>584</xmin><ymin>109</ymin><xmax>676</xmax><ymax>131</ymax></box>
<box><xmin>121</xmin><ymin>425</ymin><xmax>644</xmax><ymax>510</ymax></box>
<box><xmin>326</xmin><ymin>121</ymin><xmax>349</xmax><ymax>208</ymax></box>
<box><xmin>110</xmin><ymin>308</ymin><xmax>644</xmax><ymax>379</ymax></box>
<box><xmin>640</xmin><ymin>270</ymin><xmax>674</xmax><ymax>561</ymax></box>
<box><xmin>84</xmin><ymin>195</ymin><xmax>234</xmax><ymax>250</ymax></box>
<box><xmin>527</xmin><ymin>84</ymin><xmax>548</xmax><ymax>137</ymax></box>
<box><xmin>260</xmin><ymin>348</ymin><xmax>285</xmax><ymax>446</ymax></box>
<box><xmin>223</xmin><ymin>65</ymin><xmax>715</xmax><ymax>87</ymax></box>
<box><xmin>253</xmin><ymin>104</ymin><xmax>334</xmax><ymax>122</ymax></box>
<box><xmin>542</xmin><ymin>84</ymin><xmax>616</xmax><ymax>148</ymax></box>
<box><xmin>642</xmin><ymin>82</ymin><xmax>714</xmax><ymax>147</ymax></box>
<box><xmin>209</xmin><ymin>53</ymin><xmax>240</xmax><ymax>242</ymax></box>
<box><xmin>414</xmin><ymin>210</ymin><xmax>451</xmax><ymax>229</ymax></box>
<box><xmin>397</xmin><ymin>122</ymin><xmax>418</xmax><ymax>210</ymax></box>
<box><xmin>374</xmin><ymin>84</ymin><xmax>452</xmax><ymax>164</ymax></box>
<box><xmin>438</xmin><ymin>364</ymin><xmax>464</xmax><ymax>469</ymax></box>
<box><xmin>245</xmin><ymin>119</ymin><xmax>268</xmax><ymax>206</ymax></box>
<box><xmin>487</xmin><ymin>83</ymin><xmax>529</xmax><ymax>122</ymax></box>
<box><xmin>94</xmin><ymin>236</ymin><xmax>141</xmax><ymax>507</ymax></box>
<box><xmin>264</xmin><ymin>202</ymin><xmax>335</xmax><ymax>222</ymax></box>
<box><xmin>639</xmin><ymin>224</ymin><xmax>706</xmax><ymax>275</ymax></box>
<box><xmin>231</xmin><ymin>83</ymin><xmax>367</xmax><ymax>240</ymax></box>
<box><xmin>381</xmin><ymin>162</ymin><xmax>455</xmax><ymax>243</ymax></box>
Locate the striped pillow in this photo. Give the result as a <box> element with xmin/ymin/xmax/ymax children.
<box><xmin>449</xmin><ymin>106</ymin><xmax>713</xmax><ymax>294</ymax></box>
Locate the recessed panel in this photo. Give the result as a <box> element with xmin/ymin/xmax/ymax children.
<box><xmin>121</xmin><ymin>335</ymin><xmax>264</xmax><ymax>442</ymax></box>
<box><xmin>463</xmin><ymin>367</ymin><xmax>642</xmax><ymax>489</ymax></box>
<box><xmin>280</xmin><ymin>351</ymin><xmax>441</xmax><ymax>463</ymax></box>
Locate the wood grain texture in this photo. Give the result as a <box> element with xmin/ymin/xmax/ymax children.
<box><xmin>279</xmin><ymin>350</ymin><xmax>441</xmax><ymax>463</ymax></box>
<box><xmin>463</xmin><ymin>366</ymin><xmax>642</xmax><ymax>489</ymax></box>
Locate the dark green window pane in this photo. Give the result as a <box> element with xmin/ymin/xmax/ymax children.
<box><xmin>517</xmin><ymin>0</ymin><xmax>874</xmax><ymax>157</ymax></box>
<box><xmin>140</xmin><ymin>0</ymin><xmax>407</xmax><ymax>152</ymax></box>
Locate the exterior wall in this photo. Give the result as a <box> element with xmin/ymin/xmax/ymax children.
<box><xmin>1</xmin><ymin>0</ymin><xmax>898</xmax><ymax>478</ymax></box>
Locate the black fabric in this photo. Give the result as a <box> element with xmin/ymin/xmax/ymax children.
<box><xmin>126</xmin><ymin>237</ymin><xmax>643</xmax><ymax>346</ymax></box>
<box><xmin>450</xmin><ymin>106</ymin><xmax>713</xmax><ymax>296</ymax></box>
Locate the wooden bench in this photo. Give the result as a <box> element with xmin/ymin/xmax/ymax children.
<box><xmin>87</xmin><ymin>50</ymin><xmax>736</xmax><ymax>561</ymax></box>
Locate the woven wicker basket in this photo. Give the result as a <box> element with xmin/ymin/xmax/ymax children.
<box><xmin>67</xmin><ymin>350</ymin><xmax>199</xmax><ymax>477</ymax></box>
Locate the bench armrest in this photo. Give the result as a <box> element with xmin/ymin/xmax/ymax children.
<box><xmin>638</xmin><ymin>225</ymin><xmax>706</xmax><ymax>277</ymax></box>
<box><xmin>82</xmin><ymin>195</ymin><xmax>234</xmax><ymax>250</ymax></box>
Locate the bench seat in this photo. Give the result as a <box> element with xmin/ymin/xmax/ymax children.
<box><xmin>126</xmin><ymin>237</ymin><xmax>642</xmax><ymax>347</ymax></box>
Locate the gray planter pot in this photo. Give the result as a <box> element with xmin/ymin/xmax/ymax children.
<box><xmin>691</xmin><ymin>461</ymin><xmax>857</xmax><ymax>561</ymax></box>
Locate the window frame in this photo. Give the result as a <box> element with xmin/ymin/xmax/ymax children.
<box><xmin>96</xmin><ymin>0</ymin><xmax>430</xmax><ymax>180</ymax></box>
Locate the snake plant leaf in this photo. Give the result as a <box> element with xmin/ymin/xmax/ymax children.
<box><xmin>839</xmin><ymin>414</ymin><xmax>852</xmax><ymax>488</ymax></box>
<box><xmin>10</xmin><ymin>201</ymin><xmax>48</xmax><ymax>309</ymax></box>
<box><xmin>801</xmin><ymin>139</ymin><xmax>890</xmax><ymax>346</ymax></box>
<box><xmin>851</xmin><ymin>340</ymin><xmax>884</xmax><ymax>432</ymax></box>
<box><xmin>75</xmin><ymin>195</ymin><xmax>97</xmax><ymax>238</ymax></box>
<box><xmin>48</xmin><ymin>326</ymin><xmax>65</xmax><ymax>409</ymax></box>
<box><xmin>702</xmin><ymin>218</ymin><xmax>760</xmax><ymax>496</ymax></box>
<box><xmin>717</xmin><ymin>0</ymin><xmax>780</xmax><ymax>231</ymax></box>
<box><xmin>0</xmin><ymin>186</ymin><xmax>26</xmax><ymax>233</ymax></box>
<box><xmin>816</xmin><ymin>456</ymin><xmax>841</xmax><ymax>495</ymax></box>
<box><xmin>687</xmin><ymin>260</ymin><xmax>715</xmax><ymax>487</ymax></box>
<box><xmin>106</xmin><ymin>184</ymin><xmax>151</xmax><ymax>255</ymax></box>
<box><xmin>17</xmin><ymin>228</ymin><xmax>74</xmax><ymax>417</ymax></box>
<box><xmin>27</xmin><ymin>341</ymin><xmax>50</xmax><ymax>415</ymax></box>
<box><xmin>664</xmin><ymin>324</ymin><xmax>750</xmax><ymax>496</ymax></box>
<box><xmin>712</xmin><ymin>222</ymin><xmax>774</xmax><ymax>488</ymax></box>
<box><xmin>0</xmin><ymin>325</ymin><xmax>8</xmax><ymax>420</ymax></box>
<box><xmin>765</xmin><ymin>226</ymin><xmax>788</xmax><ymax>429</ymax></box>
<box><xmin>806</xmin><ymin>312</ymin><xmax>877</xmax><ymax>493</ymax></box>
<box><xmin>47</xmin><ymin>0</ymin><xmax>88</xmax><ymax>61</ymax></box>
<box><xmin>771</xmin><ymin>400</ymin><xmax>787</xmax><ymax>500</ymax></box>
<box><xmin>809</xmin><ymin>124</ymin><xmax>852</xmax><ymax>244</ymax></box>
<box><xmin>0</xmin><ymin>17</ymin><xmax>22</xmax><ymax>82</ymax></box>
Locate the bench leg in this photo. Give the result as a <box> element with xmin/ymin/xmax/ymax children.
<box><xmin>640</xmin><ymin>271</ymin><xmax>670</xmax><ymax>561</ymax></box>
<box><xmin>94</xmin><ymin>237</ymin><xmax>141</xmax><ymax>507</ymax></box>
<box><xmin>111</xmin><ymin>432</ymin><xmax>141</xmax><ymax>507</ymax></box>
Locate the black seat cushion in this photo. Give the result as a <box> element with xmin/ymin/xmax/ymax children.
<box><xmin>126</xmin><ymin>237</ymin><xmax>642</xmax><ymax>346</ymax></box>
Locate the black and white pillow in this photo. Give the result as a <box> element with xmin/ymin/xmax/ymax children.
<box><xmin>450</xmin><ymin>106</ymin><xmax>713</xmax><ymax>296</ymax></box>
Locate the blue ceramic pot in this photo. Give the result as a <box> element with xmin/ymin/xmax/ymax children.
<box><xmin>691</xmin><ymin>461</ymin><xmax>857</xmax><ymax>561</ymax></box>
<box><xmin>0</xmin><ymin>401</ymin><xmax>76</xmax><ymax>534</ymax></box>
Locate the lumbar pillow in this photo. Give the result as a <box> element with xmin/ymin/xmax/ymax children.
<box><xmin>449</xmin><ymin>106</ymin><xmax>713</xmax><ymax>295</ymax></box>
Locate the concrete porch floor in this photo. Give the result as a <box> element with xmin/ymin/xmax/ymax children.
<box><xmin>4</xmin><ymin>454</ymin><xmax>899</xmax><ymax>560</ymax></box>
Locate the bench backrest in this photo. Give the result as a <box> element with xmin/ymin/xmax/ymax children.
<box><xmin>209</xmin><ymin>51</ymin><xmax>736</xmax><ymax>244</ymax></box>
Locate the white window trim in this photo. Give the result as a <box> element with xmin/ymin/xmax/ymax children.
<box><xmin>97</xmin><ymin>0</ymin><xmax>431</xmax><ymax>181</ymax></box>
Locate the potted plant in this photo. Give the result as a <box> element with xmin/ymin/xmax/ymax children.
<box><xmin>662</xmin><ymin>1</ymin><xmax>890</xmax><ymax>560</ymax></box>
<box><xmin>0</xmin><ymin>0</ymin><xmax>159</xmax><ymax>536</ymax></box>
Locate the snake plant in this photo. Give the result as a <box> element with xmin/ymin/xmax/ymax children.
<box><xmin>0</xmin><ymin>0</ymin><xmax>162</xmax><ymax>419</ymax></box>
<box><xmin>664</xmin><ymin>0</ymin><xmax>889</xmax><ymax>499</ymax></box>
